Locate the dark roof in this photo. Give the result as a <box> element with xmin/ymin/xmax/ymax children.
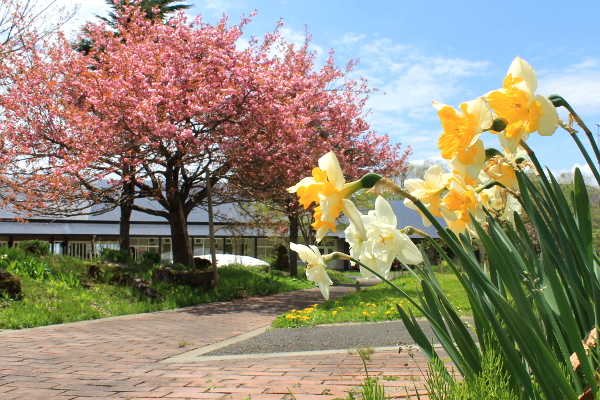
<box><xmin>0</xmin><ymin>197</ymin><xmax>443</xmax><ymax>239</ymax></box>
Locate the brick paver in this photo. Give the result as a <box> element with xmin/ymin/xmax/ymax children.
<box><xmin>0</xmin><ymin>285</ymin><xmax>430</xmax><ymax>399</ymax></box>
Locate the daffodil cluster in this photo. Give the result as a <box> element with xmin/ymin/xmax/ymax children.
<box><xmin>404</xmin><ymin>56</ymin><xmax>558</xmax><ymax>236</ymax></box>
<box><xmin>287</xmin><ymin>56</ymin><xmax>558</xmax><ymax>299</ymax></box>
<box><xmin>288</xmin><ymin>151</ymin><xmax>423</xmax><ymax>299</ymax></box>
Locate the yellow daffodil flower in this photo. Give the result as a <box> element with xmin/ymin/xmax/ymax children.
<box><xmin>289</xmin><ymin>243</ymin><xmax>333</xmax><ymax>300</ymax></box>
<box><xmin>287</xmin><ymin>151</ymin><xmax>363</xmax><ymax>243</ymax></box>
<box><xmin>434</xmin><ymin>98</ymin><xmax>493</xmax><ymax>179</ymax></box>
<box><xmin>486</xmin><ymin>57</ymin><xmax>558</xmax><ymax>153</ymax></box>
<box><xmin>441</xmin><ymin>175</ymin><xmax>486</xmax><ymax>236</ymax></box>
<box><xmin>483</xmin><ymin>148</ymin><xmax>526</xmax><ymax>190</ymax></box>
<box><xmin>403</xmin><ymin>165</ymin><xmax>452</xmax><ymax>226</ymax></box>
<box><xmin>480</xmin><ymin>186</ymin><xmax>522</xmax><ymax>225</ymax></box>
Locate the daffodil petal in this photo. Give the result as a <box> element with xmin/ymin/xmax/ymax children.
<box><xmin>343</xmin><ymin>199</ymin><xmax>366</xmax><ymax>238</ymax></box>
<box><xmin>535</xmin><ymin>94</ymin><xmax>559</xmax><ymax>136</ymax></box>
<box><xmin>396</xmin><ymin>234</ymin><xmax>423</xmax><ymax>265</ymax></box>
<box><xmin>465</xmin><ymin>97</ymin><xmax>493</xmax><ymax>131</ymax></box>
<box><xmin>374</xmin><ymin>196</ymin><xmax>397</xmax><ymax>227</ymax></box>
<box><xmin>319</xmin><ymin>151</ymin><xmax>345</xmax><ymax>190</ymax></box>
<box><xmin>508</xmin><ymin>56</ymin><xmax>538</xmax><ymax>92</ymax></box>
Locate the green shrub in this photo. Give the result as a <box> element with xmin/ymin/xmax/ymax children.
<box><xmin>99</xmin><ymin>248</ymin><xmax>131</xmax><ymax>264</ymax></box>
<box><xmin>0</xmin><ymin>246</ymin><xmax>33</xmax><ymax>263</ymax></box>
<box><xmin>18</xmin><ymin>240</ymin><xmax>49</xmax><ymax>256</ymax></box>
<box><xmin>141</xmin><ymin>250</ymin><xmax>161</xmax><ymax>266</ymax></box>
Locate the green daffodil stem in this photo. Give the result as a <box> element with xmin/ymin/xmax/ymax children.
<box><xmin>519</xmin><ymin>140</ymin><xmax>558</xmax><ymax>192</ymax></box>
<box><xmin>550</xmin><ymin>95</ymin><xmax>600</xmax><ymax>185</ymax></box>
<box><xmin>557</xmin><ymin>118</ymin><xmax>600</xmax><ymax>186</ymax></box>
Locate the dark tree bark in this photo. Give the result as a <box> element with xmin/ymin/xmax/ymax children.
<box><xmin>288</xmin><ymin>213</ymin><xmax>299</xmax><ymax>277</ymax></box>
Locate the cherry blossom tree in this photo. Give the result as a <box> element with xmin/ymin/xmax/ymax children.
<box><xmin>224</xmin><ymin>40</ymin><xmax>411</xmax><ymax>275</ymax></box>
<box><xmin>0</xmin><ymin>6</ymin><xmax>406</xmax><ymax>267</ymax></box>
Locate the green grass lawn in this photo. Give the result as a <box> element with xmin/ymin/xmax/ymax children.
<box><xmin>0</xmin><ymin>248</ymin><xmax>314</xmax><ymax>329</ymax></box>
<box><xmin>271</xmin><ymin>272</ymin><xmax>469</xmax><ymax>328</ymax></box>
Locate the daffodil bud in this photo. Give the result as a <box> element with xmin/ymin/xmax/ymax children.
<box><xmin>490</xmin><ymin>118</ymin><xmax>508</xmax><ymax>133</ymax></box>
<box><xmin>359</xmin><ymin>173</ymin><xmax>383</xmax><ymax>189</ymax></box>
<box><xmin>323</xmin><ymin>252</ymin><xmax>353</xmax><ymax>263</ymax></box>
<box><xmin>548</xmin><ymin>94</ymin><xmax>568</xmax><ymax>108</ymax></box>
<box><xmin>475</xmin><ymin>180</ymin><xmax>504</xmax><ymax>193</ymax></box>
<box><xmin>400</xmin><ymin>226</ymin><xmax>429</xmax><ymax>238</ymax></box>
<box><xmin>485</xmin><ymin>148</ymin><xmax>505</xmax><ymax>161</ymax></box>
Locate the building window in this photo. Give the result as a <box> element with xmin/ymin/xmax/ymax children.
<box><xmin>256</xmin><ymin>238</ymin><xmax>280</xmax><ymax>260</ymax></box>
<box><xmin>130</xmin><ymin>237</ymin><xmax>160</xmax><ymax>260</ymax></box>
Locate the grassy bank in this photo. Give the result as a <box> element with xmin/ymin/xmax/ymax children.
<box><xmin>0</xmin><ymin>247</ymin><xmax>315</xmax><ymax>329</ymax></box>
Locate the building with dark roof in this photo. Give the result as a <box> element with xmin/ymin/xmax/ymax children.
<box><xmin>0</xmin><ymin>197</ymin><xmax>443</xmax><ymax>269</ymax></box>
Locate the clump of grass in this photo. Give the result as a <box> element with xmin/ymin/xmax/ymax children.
<box><xmin>271</xmin><ymin>272</ymin><xmax>469</xmax><ymax>328</ymax></box>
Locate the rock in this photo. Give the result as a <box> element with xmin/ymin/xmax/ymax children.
<box><xmin>87</xmin><ymin>264</ymin><xmax>102</xmax><ymax>280</ymax></box>
<box><xmin>108</xmin><ymin>273</ymin><xmax>162</xmax><ymax>298</ymax></box>
<box><xmin>194</xmin><ymin>258</ymin><xmax>212</xmax><ymax>270</ymax></box>
<box><xmin>137</xmin><ymin>285</ymin><xmax>163</xmax><ymax>298</ymax></box>
<box><xmin>108</xmin><ymin>273</ymin><xmax>133</xmax><ymax>286</ymax></box>
<box><xmin>0</xmin><ymin>270</ymin><xmax>22</xmax><ymax>300</ymax></box>
<box><xmin>152</xmin><ymin>266</ymin><xmax>213</xmax><ymax>290</ymax></box>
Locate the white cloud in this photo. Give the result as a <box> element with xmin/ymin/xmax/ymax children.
<box><xmin>538</xmin><ymin>58</ymin><xmax>600</xmax><ymax>116</ymax></box>
<box><xmin>203</xmin><ymin>0</ymin><xmax>232</xmax><ymax>11</ymax></box>
<box><xmin>334</xmin><ymin>33</ymin><xmax>366</xmax><ymax>45</ymax></box>
<box><xmin>355</xmin><ymin>38</ymin><xmax>491</xmax><ymax>115</ymax></box>
<box><xmin>549</xmin><ymin>163</ymin><xmax>598</xmax><ymax>187</ymax></box>
<box><xmin>278</xmin><ymin>26</ymin><xmax>325</xmax><ymax>57</ymax></box>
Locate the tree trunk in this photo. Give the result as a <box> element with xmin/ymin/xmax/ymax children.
<box><xmin>119</xmin><ymin>203</ymin><xmax>132</xmax><ymax>253</ymax></box>
<box><xmin>169</xmin><ymin>203</ymin><xmax>195</xmax><ymax>268</ymax></box>
<box><xmin>206</xmin><ymin>170</ymin><xmax>219</xmax><ymax>285</ymax></box>
<box><xmin>288</xmin><ymin>214</ymin><xmax>299</xmax><ymax>277</ymax></box>
<box><xmin>119</xmin><ymin>179</ymin><xmax>135</xmax><ymax>254</ymax></box>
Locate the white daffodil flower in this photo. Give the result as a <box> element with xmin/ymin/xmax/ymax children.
<box><xmin>290</xmin><ymin>242</ymin><xmax>333</xmax><ymax>300</ymax></box>
<box><xmin>365</xmin><ymin>197</ymin><xmax>423</xmax><ymax>278</ymax></box>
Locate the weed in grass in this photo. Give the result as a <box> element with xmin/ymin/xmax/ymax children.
<box><xmin>357</xmin><ymin>347</ymin><xmax>375</xmax><ymax>362</ymax></box>
<box><xmin>343</xmin><ymin>348</ymin><xmax>389</xmax><ymax>400</ymax></box>
<box><xmin>178</xmin><ymin>340</ymin><xmax>194</xmax><ymax>348</ymax></box>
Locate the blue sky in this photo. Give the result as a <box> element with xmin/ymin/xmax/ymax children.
<box><xmin>61</xmin><ymin>0</ymin><xmax>600</xmax><ymax>177</ymax></box>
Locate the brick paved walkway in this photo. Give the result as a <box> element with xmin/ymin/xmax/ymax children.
<box><xmin>0</xmin><ymin>285</ymin><xmax>430</xmax><ymax>400</ymax></box>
